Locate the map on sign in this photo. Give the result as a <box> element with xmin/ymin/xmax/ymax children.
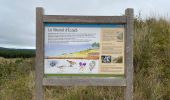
<box><xmin>44</xmin><ymin>23</ymin><xmax>124</xmax><ymax>76</ymax></box>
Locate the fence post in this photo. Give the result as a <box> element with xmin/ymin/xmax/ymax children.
<box><xmin>125</xmin><ymin>8</ymin><xmax>134</xmax><ymax>100</ymax></box>
<box><xmin>36</xmin><ymin>7</ymin><xmax>44</xmax><ymax>100</ymax></box>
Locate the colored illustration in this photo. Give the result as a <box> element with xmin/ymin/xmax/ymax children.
<box><xmin>89</xmin><ymin>61</ymin><xmax>96</xmax><ymax>71</ymax></box>
<box><xmin>56</xmin><ymin>65</ymin><xmax>66</xmax><ymax>71</ymax></box>
<box><xmin>112</xmin><ymin>56</ymin><xmax>123</xmax><ymax>63</ymax></box>
<box><xmin>66</xmin><ymin>60</ymin><xmax>76</xmax><ymax>67</ymax></box>
<box><xmin>49</xmin><ymin>60</ymin><xmax>58</xmax><ymax>67</ymax></box>
<box><xmin>79</xmin><ymin>62</ymin><xmax>86</xmax><ymax>71</ymax></box>
<box><xmin>45</xmin><ymin>43</ymin><xmax>100</xmax><ymax>60</ymax></box>
<box><xmin>116</xmin><ymin>31</ymin><xmax>123</xmax><ymax>42</ymax></box>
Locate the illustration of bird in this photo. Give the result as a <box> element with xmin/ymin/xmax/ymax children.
<box><xmin>66</xmin><ymin>60</ymin><xmax>76</xmax><ymax>67</ymax></box>
<box><xmin>89</xmin><ymin>61</ymin><xmax>96</xmax><ymax>71</ymax></box>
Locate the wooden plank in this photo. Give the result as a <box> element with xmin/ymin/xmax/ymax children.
<box><xmin>35</xmin><ymin>7</ymin><xmax>44</xmax><ymax>100</ymax></box>
<box><xmin>43</xmin><ymin>15</ymin><xmax>127</xmax><ymax>24</ymax></box>
<box><xmin>124</xmin><ymin>8</ymin><xmax>134</xmax><ymax>100</ymax></box>
<box><xmin>43</xmin><ymin>77</ymin><xmax>126</xmax><ymax>86</ymax></box>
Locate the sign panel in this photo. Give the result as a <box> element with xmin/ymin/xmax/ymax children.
<box><xmin>44</xmin><ymin>23</ymin><xmax>124</xmax><ymax>76</ymax></box>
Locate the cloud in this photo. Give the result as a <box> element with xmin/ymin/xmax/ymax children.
<box><xmin>0</xmin><ymin>0</ymin><xmax>36</xmax><ymax>49</ymax></box>
<box><xmin>0</xmin><ymin>0</ymin><xmax>169</xmax><ymax>49</ymax></box>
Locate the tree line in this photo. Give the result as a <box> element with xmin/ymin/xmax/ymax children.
<box><xmin>0</xmin><ymin>48</ymin><xmax>35</xmax><ymax>58</ymax></box>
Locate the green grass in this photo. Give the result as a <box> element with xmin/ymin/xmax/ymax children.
<box><xmin>0</xmin><ymin>17</ymin><xmax>170</xmax><ymax>100</ymax></box>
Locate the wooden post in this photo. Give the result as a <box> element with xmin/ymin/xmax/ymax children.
<box><xmin>125</xmin><ymin>8</ymin><xmax>134</xmax><ymax>100</ymax></box>
<box><xmin>36</xmin><ymin>7</ymin><xmax>44</xmax><ymax>100</ymax></box>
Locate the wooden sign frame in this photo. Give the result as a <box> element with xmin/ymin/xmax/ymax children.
<box><xmin>36</xmin><ymin>7</ymin><xmax>134</xmax><ymax>100</ymax></box>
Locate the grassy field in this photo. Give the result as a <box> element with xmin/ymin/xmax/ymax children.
<box><xmin>0</xmin><ymin>17</ymin><xmax>170</xmax><ymax>100</ymax></box>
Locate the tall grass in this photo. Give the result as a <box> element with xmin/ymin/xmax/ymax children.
<box><xmin>134</xmin><ymin>18</ymin><xmax>170</xmax><ymax>100</ymax></box>
<box><xmin>0</xmin><ymin>17</ymin><xmax>170</xmax><ymax>100</ymax></box>
<box><xmin>0</xmin><ymin>58</ymin><xmax>35</xmax><ymax>100</ymax></box>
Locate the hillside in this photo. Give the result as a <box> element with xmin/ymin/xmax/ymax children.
<box><xmin>47</xmin><ymin>49</ymin><xmax>99</xmax><ymax>59</ymax></box>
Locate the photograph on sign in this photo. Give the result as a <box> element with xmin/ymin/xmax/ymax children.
<box><xmin>44</xmin><ymin>23</ymin><xmax>124</xmax><ymax>76</ymax></box>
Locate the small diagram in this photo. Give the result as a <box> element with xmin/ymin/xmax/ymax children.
<box><xmin>66</xmin><ymin>60</ymin><xmax>76</xmax><ymax>67</ymax></box>
<box><xmin>112</xmin><ymin>56</ymin><xmax>123</xmax><ymax>63</ymax></box>
<box><xmin>101</xmin><ymin>56</ymin><xmax>111</xmax><ymax>63</ymax></box>
<box><xmin>48</xmin><ymin>60</ymin><xmax>67</xmax><ymax>72</ymax></box>
<box><xmin>79</xmin><ymin>62</ymin><xmax>86</xmax><ymax>71</ymax></box>
<box><xmin>49</xmin><ymin>60</ymin><xmax>58</xmax><ymax>67</ymax></box>
<box><xmin>57</xmin><ymin>65</ymin><xmax>66</xmax><ymax>72</ymax></box>
<box><xmin>89</xmin><ymin>61</ymin><xmax>96</xmax><ymax>71</ymax></box>
<box><xmin>116</xmin><ymin>32</ymin><xmax>123</xmax><ymax>42</ymax></box>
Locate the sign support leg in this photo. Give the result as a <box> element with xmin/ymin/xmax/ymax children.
<box><xmin>124</xmin><ymin>8</ymin><xmax>134</xmax><ymax>100</ymax></box>
<box><xmin>36</xmin><ymin>7</ymin><xmax>44</xmax><ymax>100</ymax></box>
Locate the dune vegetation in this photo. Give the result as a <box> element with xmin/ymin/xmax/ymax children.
<box><xmin>0</xmin><ymin>17</ymin><xmax>170</xmax><ymax>100</ymax></box>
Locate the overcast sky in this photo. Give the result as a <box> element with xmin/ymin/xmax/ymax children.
<box><xmin>0</xmin><ymin>0</ymin><xmax>170</xmax><ymax>49</ymax></box>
